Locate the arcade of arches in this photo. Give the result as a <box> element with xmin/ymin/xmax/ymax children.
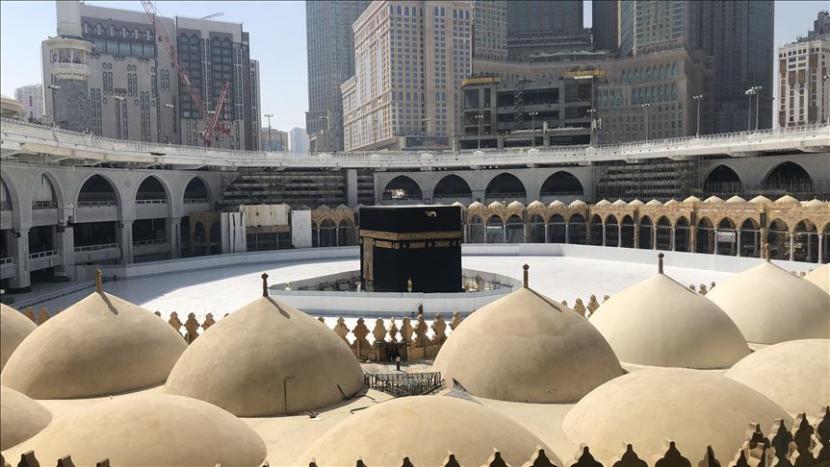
<box><xmin>312</xmin><ymin>196</ymin><xmax>830</xmax><ymax>263</ymax></box>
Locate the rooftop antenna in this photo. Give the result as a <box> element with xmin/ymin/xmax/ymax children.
<box><xmin>523</xmin><ymin>264</ymin><xmax>529</xmax><ymax>288</ymax></box>
<box><xmin>95</xmin><ymin>268</ymin><xmax>103</xmax><ymax>293</ymax></box>
<box><xmin>657</xmin><ymin>253</ymin><xmax>664</xmax><ymax>274</ymax></box>
<box><xmin>261</xmin><ymin>272</ymin><xmax>269</xmax><ymax>297</ymax></box>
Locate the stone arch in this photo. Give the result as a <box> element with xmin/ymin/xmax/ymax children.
<box><xmin>337</xmin><ymin>218</ymin><xmax>357</xmax><ymax>246</ymax></box>
<box><xmin>696</xmin><ymin>217</ymin><xmax>715</xmax><ymax>254</ymax></box>
<box><xmin>739</xmin><ymin>218</ymin><xmax>761</xmax><ymax>257</ymax></box>
<box><xmin>621</xmin><ymin>215</ymin><xmax>635</xmax><ymax>248</ymax></box>
<box><xmin>675</xmin><ymin>216</ymin><xmax>691</xmax><ymax>252</ymax></box>
<box><xmin>505</xmin><ymin>214</ymin><xmax>524</xmax><ymax>243</ymax></box>
<box><xmin>638</xmin><ymin>215</ymin><xmax>653</xmax><ymax>249</ymax></box>
<box><xmin>135</xmin><ymin>175</ymin><xmax>171</xmax><ymax>203</ymax></box>
<box><xmin>792</xmin><ymin>219</ymin><xmax>818</xmax><ymax>263</ymax></box>
<box><xmin>605</xmin><ymin>214</ymin><xmax>619</xmax><ymax>247</ymax></box>
<box><xmin>568</xmin><ymin>214</ymin><xmax>587</xmax><ymax>244</ymax></box>
<box><xmin>32</xmin><ymin>171</ymin><xmax>65</xmax><ymax>211</ymax></box>
<box><xmin>468</xmin><ymin>215</ymin><xmax>484</xmax><ymax>243</ymax></box>
<box><xmin>656</xmin><ymin>216</ymin><xmax>672</xmax><ymax>251</ymax></box>
<box><xmin>589</xmin><ymin>214</ymin><xmax>603</xmax><ymax>246</ymax></box>
<box><xmin>716</xmin><ymin>218</ymin><xmax>738</xmax><ymax>255</ymax></box>
<box><xmin>433</xmin><ymin>174</ymin><xmax>472</xmax><ymax>199</ymax></box>
<box><xmin>319</xmin><ymin>218</ymin><xmax>337</xmax><ymax>247</ymax></box>
<box><xmin>485</xmin><ymin>173</ymin><xmax>526</xmax><ymax>201</ymax></box>
<box><xmin>383</xmin><ymin>175</ymin><xmax>423</xmax><ymax>201</ymax></box>
<box><xmin>76</xmin><ymin>173</ymin><xmax>122</xmax><ymax>210</ymax></box>
<box><xmin>762</xmin><ymin>162</ymin><xmax>813</xmax><ymax>194</ymax></box>
<box><xmin>528</xmin><ymin>214</ymin><xmax>545</xmax><ymax>243</ymax></box>
<box><xmin>540</xmin><ymin>171</ymin><xmax>584</xmax><ymax>197</ymax></box>
<box><xmin>768</xmin><ymin>218</ymin><xmax>790</xmax><ymax>260</ymax></box>
<box><xmin>703</xmin><ymin>165</ymin><xmax>743</xmax><ymax>196</ymax></box>
<box><xmin>183</xmin><ymin>176</ymin><xmax>213</xmax><ymax>205</ymax></box>
<box><xmin>485</xmin><ymin>215</ymin><xmax>504</xmax><ymax>243</ymax></box>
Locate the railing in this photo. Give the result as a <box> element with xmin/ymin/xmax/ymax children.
<box><xmin>77</xmin><ymin>200</ymin><xmax>117</xmax><ymax>207</ymax></box>
<box><xmin>74</xmin><ymin>242</ymin><xmax>118</xmax><ymax>252</ymax></box>
<box><xmin>32</xmin><ymin>201</ymin><xmax>57</xmax><ymax>210</ymax></box>
<box><xmin>28</xmin><ymin>249</ymin><xmax>58</xmax><ymax>259</ymax></box>
<box><xmin>133</xmin><ymin>239</ymin><xmax>167</xmax><ymax>247</ymax></box>
<box><xmin>0</xmin><ymin>257</ymin><xmax>12</xmax><ymax>265</ymax></box>
<box><xmin>363</xmin><ymin>372</ymin><xmax>443</xmax><ymax>397</ymax></box>
<box><xmin>136</xmin><ymin>198</ymin><xmax>167</xmax><ymax>205</ymax></box>
<box><xmin>2</xmin><ymin>118</ymin><xmax>827</xmax><ymax>170</ymax></box>
<box><xmin>183</xmin><ymin>198</ymin><xmax>209</xmax><ymax>204</ymax></box>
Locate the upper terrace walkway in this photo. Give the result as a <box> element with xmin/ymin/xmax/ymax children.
<box><xmin>1</xmin><ymin>119</ymin><xmax>828</xmax><ymax>170</ymax></box>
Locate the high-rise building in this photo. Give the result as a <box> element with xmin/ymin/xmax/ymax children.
<box><xmin>506</xmin><ymin>0</ymin><xmax>588</xmax><ymax>60</ymax></box>
<box><xmin>472</xmin><ymin>1</ymin><xmax>507</xmax><ymax>61</ymax></box>
<box><xmin>249</xmin><ymin>60</ymin><xmax>261</xmax><ymax>150</ymax></box>
<box><xmin>778</xmin><ymin>12</ymin><xmax>830</xmax><ymax>127</ymax></box>
<box><xmin>616</xmin><ymin>1</ymin><xmax>774</xmax><ymax>133</ymax></box>
<box><xmin>305</xmin><ymin>0</ymin><xmax>369</xmax><ymax>153</ymax></box>
<box><xmin>592</xmin><ymin>0</ymin><xmax>618</xmax><ymax>53</ymax></box>
<box><xmin>14</xmin><ymin>84</ymin><xmax>44</xmax><ymax>122</ymax></box>
<box><xmin>342</xmin><ymin>1</ymin><xmax>473</xmax><ymax>152</ymax></box>
<box><xmin>809</xmin><ymin>10</ymin><xmax>830</xmax><ymax>40</ymax></box>
<box><xmin>41</xmin><ymin>0</ymin><xmax>261</xmax><ymax>149</ymax></box>
<box><xmin>261</xmin><ymin>127</ymin><xmax>289</xmax><ymax>151</ymax></box>
<box><xmin>289</xmin><ymin>127</ymin><xmax>309</xmax><ymax>155</ymax></box>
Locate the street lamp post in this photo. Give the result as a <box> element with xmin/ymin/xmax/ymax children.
<box><xmin>586</xmin><ymin>108</ymin><xmax>598</xmax><ymax>145</ymax></box>
<box><xmin>692</xmin><ymin>94</ymin><xmax>703</xmax><ymax>137</ymax></box>
<box><xmin>641</xmin><ymin>103</ymin><xmax>651</xmax><ymax>141</ymax></box>
<box><xmin>744</xmin><ymin>86</ymin><xmax>761</xmax><ymax>131</ymax></box>
<box><xmin>264</xmin><ymin>113</ymin><xmax>274</xmax><ymax>150</ymax></box>
<box><xmin>528</xmin><ymin>111</ymin><xmax>538</xmax><ymax>148</ymax></box>
<box><xmin>474</xmin><ymin>113</ymin><xmax>484</xmax><ymax>150</ymax></box>
<box><xmin>754</xmin><ymin>86</ymin><xmax>762</xmax><ymax>131</ymax></box>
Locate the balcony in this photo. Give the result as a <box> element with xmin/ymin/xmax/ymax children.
<box><xmin>183</xmin><ymin>198</ymin><xmax>210</xmax><ymax>215</ymax></box>
<box><xmin>133</xmin><ymin>239</ymin><xmax>171</xmax><ymax>256</ymax></box>
<box><xmin>74</xmin><ymin>242</ymin><xmax>121</xmax><ymax>263</ymax></box>
<box><xmin>136</xmin><ymin>199</ymin><xmax>168</xmax><ymax>219</ymax></box>
<box><xmin>75</xmin><ymin>200</ymin><xmax>118</xmax><ymax>223</ymax></box>
<box><xmin>28</xmin><ymin>249</ymin><xmax>61</xmax><ymax>271</ymax></box>
<box><xmin>0</xmin><ymin>257</ymin><xmax>15</xmax><ymax>280</ymax></box>
<box><xmin>32</xmin><ymin>202</ymin><xmax>59</xmax><ymax>226</ymax></box>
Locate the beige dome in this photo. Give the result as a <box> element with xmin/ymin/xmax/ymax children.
<box><xmin>775</xmin><ymin>195</ymin><xmax>799</xmax><ymax>204</ymax></box>
<box><xmin>0</xmin><ymin>386</ymin><xmax>51</xmax><ymax>450</ymax></box>
<box><xmin>488</xmin><ymin>200</ymin><xmax>505</xmax><ymax>209</ymax></box>
<box><xmin>664</xmin><ymin>198</ymin><xmax>679</xmax><ymax>206</ymax></box>
<box><xmin>725</xmin><ymin>195</ymin><xmax>746</xmax><ymax>204</ymax></box>
<box><xmin>507</xmin><ymin>200</ymin><xmax>525</xmax><ymax>210</ymax></box>
<box><xmin>548</xmin><ymin>200</ymin><xmax>566</xmax><ymax>208</ymax></box>
<box><xmin>726</xmin><ymin>339</ymin><xmax>830</xmax><ymax>415</ymax></box>
<box><xmin>563</xmin><ymin>368</ymin><xmax>792</xmax><ymax>464</ymax></box>
<box><xmin>451</xmin><ymin>201</ymin><xmax>467</xmax><ymax>209</ymax></box>
<box><xmin>628</xmin><ymin>199</ymin><xmax>645</xmax><ymax>207</ymax></box>
<box><xmin>468</xmin><ymin>201</ymin><xmax>485</xmax><ymax>209</ymax></box>
<box><xmin>527</xmin><ymin>200</ymin><xmax>545</xmax><ymax>209</ymax></box>
<box><xmin>612</xmin><ymin>199</ymin><xmax>627</xmax><ymax>206</ymax></box>
<box><xmin>749</xmin><ymin>195</ymin><xmax>772</xmax><ymax>204</ymax></box>
<box><xmin>0</xmin><ymin>304</ymin><xmax>36</xmax><ymax>370</ymax></box>
<box><xmin>595</xmin><ymin>199</ymin><xmax>611</xmax><ymax>207</ymax></box>
<box><xmin>590</xmin><ymin>273</ymin><xmax>750</xmax><ymax>368</ymax></box>
<box><xmin>1</xmin><ymin>291</ymin><xmax>186</xmax><ymax>398</ymax></box>
<box><xmin>805</xmin><ymin>264</ymin><xmax>829</xmax><ymax>293</ymax></box>
<box><xmin>683</xmin><ymin>195</ymin><xmax>701</xmax><ymax>203</ymax></box>
<box><xmin>703</xmin><ymin>195</ymin><xmax>724</xmax><ymax>204</ymax></box>
<box><xmin>299</xmin><ymin>395</ymin><xmax>559</xmax><ymax>466</ymax></box>
<box><xmin>645</xmin><ymin>199</ymin><xmax>662</xmax><ymax>206</ymax></box>
<box><xmin>12</xmin><ymin>394</ymin><xmax>266</xmax><ymax>466</ymax></box>
<box><xmin>569</xmin><ymin>200</ymin><xmax>587</xmax><ymax>208</ymax></box>
<box><xmin>803</xmin><ymin>198</ymin><xmax>825</xmax><ymax>207</ymax></box>
<box><xmin>165</xmin><ymin>295</ymin><xmax>364</xmax><ymax>416</ymax></box>
<box><xmin>433</xmin><ymin>287</ymin><xmax>623</xmax><ymax>403</ymax></box>
<box><xmin>706</xmin><ymin>261</ymin><xmax>830</xmax><ymax>344</ymax></box>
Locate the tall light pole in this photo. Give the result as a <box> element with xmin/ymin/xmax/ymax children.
<box><xmin>586</xmin><ymin>108</ymin><xmax>598</xmax><ymax>145</ymax></box>
<box><xmin>474</xmin><ymin>113</ymin><xmax>484</xmax><ymax>150</ymax></box>
<box><xmin>692</xmin><ymin>94</ymin><xmax>703</xmax><ymax>137</ymax></box>
<box><xmin>264</xmin><ymin>113</ymin><xmax>273</xmax><ymax>150</ymax></box>
<box><xmin>641</xmin><ymin>103</ymin><xmax>651</xmax><ymax>141</ymax></box>
<box><xmin>528</xmin><ymin>111</ymin><xmax>538</xmax><ymax>148</ymax></box>
<box><xmin>744</xmin><ymin>86</ymin><xmax>760</xmax><ymax>131</ymax></box>
<box><xmin>753</xmin><ymin>86</ymin><xmax>762</xmax><ymax>131</ymax></box>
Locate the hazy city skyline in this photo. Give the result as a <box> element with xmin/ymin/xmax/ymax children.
<box><xmin>1</xmin><ymin>0</ymin><xmax>827</xmax><ymax>130</ymax></box>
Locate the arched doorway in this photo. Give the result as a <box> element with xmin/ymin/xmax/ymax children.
<box><xmin>505</xmin><ymin>215</ymin><xmax>524</xmax><ymax>243</ymax></box>
<box><xmin>183</xmin><ymin>177</ymin><xmax>210</xmax><ymax>204</ymax></box>
<box><xmin>703</xmin><ymin>166</ymin><xmax>742</xmax><ymax>197</ymax></box>
<box><xmin>620</xmin><ymin>215</ymin><xmax>635</xmax><ymax>248</ymax></box>
<box><xmin>696</xmin><ymin>218</ymin><xmax>715</xmax><ymax>254</ymax></box>
<box><xmin>433</xmin><ymin>175</ymin><xmax>472</xmax><ymax>202</ymax></box>
<box><xmin>674</xmin><ymin>217</ymin><xmax>690</xmax><ymax>252</ymax></box>
<box><xmin>485</xmin><ymin>173</ymin><xmax>526</xmax><ymax>202</ymax></box>
<box><xmin>193</xmin><ymin>222</ymin><xmax>207</xmax><ymax>255</ymax></box>
<box><xmin>656</xmin><ymin>216</ymin><xmax>672</xmax><ymax>250</ymax></box>
<box><xmin>136</xmin><ymin>176</ymin><xmax>168</xmax><ymax>204</ymax></box>
<box><xmin>319</xmin><ymin>219</ymin><xmax>337</xmax><ymax>247</ymax></box>
<box><xmin>762</xmin><ymin>162</ymin><xmax>813</xmax><ymax>195</ymax></box>
<box><xmin>605</xmin><ymin>215</ymin><xmax>619</xmax><ymax>247</ymax></box>
<box><xmin>540</xmin><ymin>171</ymin><xmax>584</xmax><ymax>198</ymax></box>
<box><xmin>383</xmin><ymin>176</ymin><xmax>423</xmax><ymax>201</ymax></box>
<box><xmin>486</xmin><ymin>216</ymin><xmax>504</xmax><ymax>243</ymax></box>
<box><xmin>468</xmin><ymin>215</ymin><xmax>484</xmax><ymax>243</ymax></box>
<box><xmin>792</xmin><ymin>220</ymin><xmax>818</xmax><ymax>263</ymax></box>
<box><xmin>822</xmin><ymin>223</ymin><xmax>830</xmax><ymax>264</ymax></box>
<box><xmin>32</xmin><ymin>174</ymin><xmax>58</xmax><ymax>210</ymax></box>
<box><xmin>568</xmin><ymin>214</ymin><xmax>587</xmax><ymax>244</ymax></box>
<box><xmin>528</xmin><ymin>215</ymin><xmax>545</xmax><ymax>243</ymax></box>
<box><xmin>638</xmin><ymin>216</ymin><xmax>653</xmax><ymax>249</ymax></box>
<box><xmin>739</xmin><ymin>219</ymin><xmax>760</xmax><ymax>257</ymax></box>
<box><xmin>548</xmin><ymin>214</ymin><xmax>566</xmax><ymax>243</ymax></box>
<box><xmin>209</xmin><ymin>222</ymin><xmax>221</xmax><ymax>255</ymax></box>
<box><xmin>0</xmin><ymin>177</ymin><xmax>12</xmax><ymax>212</ymax></box>
<box><xmin>338</xmin><ymin>218</ymin><xmax>357</xmax><ymax>246</ymax></box>
<box><xmin>312</xmin><ymin>222</ymin><xmax>319</xmax><ymax>247</ymax></box>
<box><xmin>716</xmin><ymin>218</ymin><xmax>737</xmax><ymax>256</ymax></box>
<box><xmin>78</xmin><ymin>175</ymin><xmax>118</xmax><ymax>206</ymax></box>
<box><xmin>589</xmin><ymin>215</ymin><xmax>603</xmax><ymax>246</ymax></box>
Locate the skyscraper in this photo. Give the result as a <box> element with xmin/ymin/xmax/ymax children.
<box><xmin>506</xmin><ymin>0</ymin><xmax>588</xmax><ymax>59</ymax></box>
<box><xmin>472</xmin><ymin>0</ymin><xmax>507</xmax><ymax>61</ymax></box>
<box><xmin>14</xmin><ymin>84</ymin><xmax>44</xmax><ymax>122</ymax></box>
<box><xmin>341</xmin><ymin>1</ymin><xmax>473</xmax><ymax>152</ymax></box>
<box><xmin>778</xmin><ymin>11</ymin><xmax>830</xmax><ymax>127</ymax></box>
<box><xmin>289</xmin><ymin>127</ymin><xmax>309</xmax><ymax>155</ymax></box>
<box><xmin>592</xmin><ymin>0</ymin><xmax>618</xmax><ymax>53</ymax></box>
<box><xmin>305</xmin><ymin>1</ymin><xmax>369</xmax><ymax>153</ymax></box>
<box><xmin>617</xmin><ymin>1</ymin><xmax>692</xmax><ymax>57</ymax></box>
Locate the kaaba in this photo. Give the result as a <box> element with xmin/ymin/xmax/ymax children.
<box><xmin>359</xmin><ymin>206</ymin><xmax>463</xmax><ymax>293</ymax></box>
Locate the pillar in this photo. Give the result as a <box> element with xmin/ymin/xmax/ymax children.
<box><xmin>167</xmin><ymin>217</ymin><xmax>181</xmax><ymax>258</ymax></box>
<box><xmin>806</xmin><ymin>234</ymin><xmax>813</xmax><ymax>262</ymax></box>
<box><xmin>544</xmin><ymin>223</ymin><xmax>550</xmax><ymax>243</ymax></box>
<box><xmin>789</xmin><ymin>232</ymin><xmax>795</xmax><ymax>261</ymax></box>
<box><xmin>617</xmin><ymin>224</ymin><xmax>622</xmax><ymax>247</ymax></box>
<box><xmin>633</xmin><ymin>223</ymin><xmax>640</xmax><ymax>248</ymax></box>
<box><xmin>56</xmin><ymin>224</ymin><xmax>75</xmax><ymax>279</ymax></box>
<box><xmin>564</xmin><ymin>223</ymin><xmax>570</xmax><ymax>244</ymax></box>
<box><xmin>346</xmin><ymin>169</ymin><xmax>358</xmax><ymax>208</ymax></box>
<box><xmin>601</xmin><ymin>224</ymin><xmax>607</xmax><ymax>247</ymax></box>
<box><xmin>759</xmin><ymin>227</ymin><xmax>768</xmax><ymax>255</ymax></box>
<box><xmin>8</xmin><ymin>227</ymin><xmax>31</xmax><ymax>292</ymax></box>
<box><xmin>652</xmin><ymin>226</ymin><xmax>657</xmax><ymax>250</ymax></box>
<box><xmin>502</xmin><ymin>225</ymin><xmax>506</xmax><ymax>243</ymax></box>
<box><xmin>119</xmin><ymin>220</ymin><xmax>134</xmax><ymax>264</ymax></box>
<box><xmin>690</xmin><ymin>226</ymin><xmax>697</xmax><ymax>253</ymax></box>
<box><xmin>736</xmin><ymin>229</ymin><xmax>742</xmax><ymax>257</ymax></box>
<box><xmin>819</xmin><ymin>235</ymin><xmax>824</xmax><ymax>264</ymax></box>
<box><xmin>671</xmin><ymin>228</ymin><xmax>676</xmax><ymax>251</ymax></box>
<box><xmin>713</xmin><ymin>228</ymin><xmax>719</xmax><ymax>255</ymax></box>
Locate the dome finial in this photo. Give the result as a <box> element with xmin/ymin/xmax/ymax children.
<box><xmin>95</xmin><ymin>268</ymin><xmax>103</xmax><ymax>293</ymax></box>
<box><xmin>522</xmin><ymin>264</ymin><xmax>529</xmax><ymax>288</ymax></box>
<box><xmin>261</xmin><ymin>272</ymin><xmax>269</xmax><ymax>297</ymax></box>
<box><xmin>658</xmin><ymin>253</ymin><xmax>664</xmax><ymax>274</ymax></box>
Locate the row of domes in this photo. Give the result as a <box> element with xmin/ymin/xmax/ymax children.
<box><xmin>1</xmin><ymin>260</ymin><xmax>827</xmax><ymax>464</ymax></box>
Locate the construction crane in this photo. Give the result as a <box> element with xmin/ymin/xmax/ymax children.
<box><xmin>140</xmin><ymin>0</ymin><xmax>231</xmax><ymax>147</ymax></box>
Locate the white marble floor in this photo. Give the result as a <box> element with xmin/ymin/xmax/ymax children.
<box><xmin>31</xmin><ymin>255</ymin><xmax>733</xmax><ymax>321</ymax></box>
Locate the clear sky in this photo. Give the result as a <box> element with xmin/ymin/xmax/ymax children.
<box><xmin>1</xmin><ymin>0</ymin><xmax>827</xmax><ymax>131</ymax></box>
